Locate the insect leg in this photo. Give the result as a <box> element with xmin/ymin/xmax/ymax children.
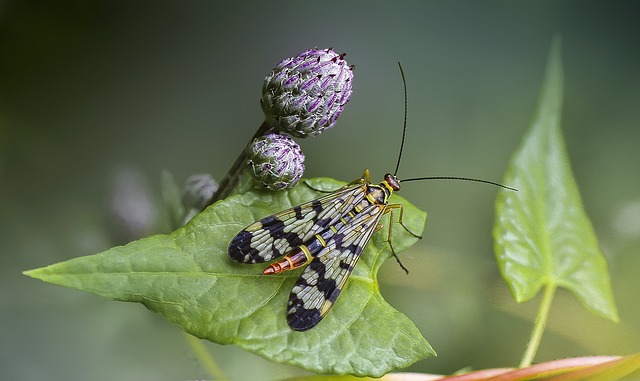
<box><xmin>382</xmin><ymin>203</ymin><xmax>423</xmax><ymax>274</ymax></box>
<box><xmin>386</xmin><ymin>203</ymin><xmax>422</xmax><ymax>238</ymax></box>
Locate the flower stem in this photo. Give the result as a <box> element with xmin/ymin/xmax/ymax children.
<box><xmin>184</xmin><ymin>332</ymin><xmax>228</xmax><ymax>380</ymax></box>
<box><xmin>519</xmin><ymin>283</ymin><xmax>556</xmax><ymax>368</ymax></box>
<box><xmin>204</xmin><ymin>121</ymin><xmax>275</xmax><ymax>207</ymax></box>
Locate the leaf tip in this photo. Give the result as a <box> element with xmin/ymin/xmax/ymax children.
<box><xmin>23</xmin><ymin>266</ymin><xmax>52</xmax><ymax>283</ymax></box>
<box><xmin>22</xmin><ymin>268</ymin><xmax>39</xmax><ymax>279</ymax></box>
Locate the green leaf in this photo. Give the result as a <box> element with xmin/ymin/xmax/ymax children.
<box><xmin>493</xmin><ymin>38</ymin><xmax>618</xmax><ymax>322</ymax></box>
<box><xmin>24</xmin><ymin>177</ymin><xmax>433</xmax><ymax>377</ymax></box>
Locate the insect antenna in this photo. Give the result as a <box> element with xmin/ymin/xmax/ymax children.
<box><xmin>393</xmin><ymin>61</ymin><xmax>409</xmax><ymax>177</ymax></box>
<box><xmin>392</xmin><ymin>62</ymin><xmax>516</xmax><ymax>192</ymax></box>
<box><xmin>401</xmin><ymin>176</ymin><xmax>517</xmax><ymax>191</ymax></box>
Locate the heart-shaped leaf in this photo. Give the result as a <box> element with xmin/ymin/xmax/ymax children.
<box><xmin>493</xmin><ymin>39</ymin><xmax>618</xmax><ymax>322</ymax></box>
<box><xmin>25</xmin><ymin>177</ymin><xmax>434</xmax><ymax>377</ymax></box>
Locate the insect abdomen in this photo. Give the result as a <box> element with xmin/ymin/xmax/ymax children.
<box><xmin>262</xmin><ymin>200</ymin><xmax>370</xmax><ymax>275</ymax></box>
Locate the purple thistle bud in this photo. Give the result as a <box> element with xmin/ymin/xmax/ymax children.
<box><xmin>246</xmin><ymin>133</ymin><xmax>305</xmax><ymax>190</ymax></box>
<box><xmin>261</xmin><ymin>48</ymin><xmax>354</xmax><ymax>138</ymax></box>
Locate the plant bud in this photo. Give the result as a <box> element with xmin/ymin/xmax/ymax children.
<box><xmin>246</xmin><ymin>133</ymin><xmax>305</xmax><ymax>190</ymax></box>
<box><xmin>261</xmin><ymin>48</ymin><xmax>354</xmax><ymax>138</ymax></box>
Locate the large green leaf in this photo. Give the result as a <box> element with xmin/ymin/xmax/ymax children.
<box><xmin>493</xmin><ymin>39</ymin><xmax>618</xmax><ymax>321</ymax></box>
<box><xmin>25</xmin><ymin>177</ymin><xmax>433</xmax><ymax>377</ymax></box>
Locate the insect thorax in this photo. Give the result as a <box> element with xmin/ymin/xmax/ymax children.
<box><xmin>365</xmin><ymin>184</ymin><xmax>391</xmax><ymax>205</ymax></box>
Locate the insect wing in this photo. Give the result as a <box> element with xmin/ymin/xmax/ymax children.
<box><xmin>228</xmin><ymin>183</ymin><xmax>367</xmax><ymax>264</ymax></box>
<box><xmin>287</xmin><ymin>202</ymin><xmax>387</xmax><ymax>331</ymax></box>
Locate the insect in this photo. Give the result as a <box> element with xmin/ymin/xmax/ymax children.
<box><xmin>228</xmin><ymin>63</ymin><xmax>515</xmax><ymax>331</ymax></box>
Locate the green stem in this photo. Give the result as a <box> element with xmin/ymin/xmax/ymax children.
<box><xmin>519</xmin><ymin>283</ymin><xmax>556</xmax><ymax>368</ymax></box>
<box><xmin>204</xmin><ymin>120</ymin><xmax>275</xmax><ymax>207</ymax></box>
<box><xmin>184</xmin><ymin>332</ymin><xmax>228</xmax><ymax>380</ymax></box>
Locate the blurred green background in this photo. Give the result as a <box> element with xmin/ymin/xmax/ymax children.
<box><xmin>1</xmin><ymin>1</ymin><xmax>639</xmax><ymax>380</ymax></box>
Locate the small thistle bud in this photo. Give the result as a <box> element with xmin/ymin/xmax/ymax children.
<box><xmin>182</xmin><ymin>174</ymin><xmax>218</xmax><ymax>211</ymax></box>
<box><xmin>261</xmin><ymin>48</ymin><xmax>354</xmax><ymax>138</ymax></box>
<box><xmin>246</xmin><ymin>133</ymin><xmax>305</xmax><ymax>190</ymax></box>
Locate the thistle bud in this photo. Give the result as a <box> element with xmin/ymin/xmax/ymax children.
<box><xmin>182</xmin><ymin>174</ymin><xmax>218</xmax><ymax>211</ymax></box>
<box><xmin>261</xmin><ymin>48</ymin><xmax>354</xmax><ymax>138</ymax></box>
<box><xmin>246</xmin><ymin>134</ymin><xmax>305</xmax><ymax>190</ymax></box>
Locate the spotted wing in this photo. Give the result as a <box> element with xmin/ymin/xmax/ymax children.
<box><xmin>286</xmin><ymin>202</ymin><xmax>387</xmax><ymax>331</ymax></box>
<box><xmin>228</xmin><ymin>183</ymin><xmax>367</xmax><ymax>264</ymax></box>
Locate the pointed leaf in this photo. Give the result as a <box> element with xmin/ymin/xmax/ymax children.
<box><xmin>24</xmin><ymin>177</ymin><xmax>433</xmax><ymax>377</ymax></box>
<box><xmin>493</xmin><ymin>38</ymin><xmax>618</xmax><ymax>321</ymax></box>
